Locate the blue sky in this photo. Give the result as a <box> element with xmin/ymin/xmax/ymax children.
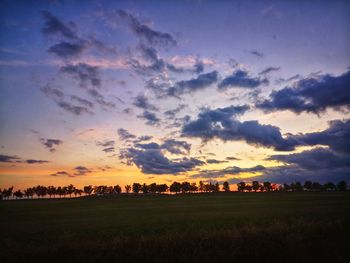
<box><xmin>0</xmin><ymin>0</ymin><xmax>349</xmax><ymax>189</ymax></box>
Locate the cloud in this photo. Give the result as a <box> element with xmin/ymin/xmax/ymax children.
<box><xmin>218</xmin><ymin>69</ymin><xmax>269</xmax><ymax>89</ymax></box>
<box><xmin>259</xmin><ymin>67</ymin><xmax>280</xmax><ymax>75</ymax></box>
<box><xmin>161</xmin><ymin>139</ymin><xmax>191</xmax><ymax>155</ymax></box>
<box><xmin>164</xmin><ymin>104</ymin><xmax>186</xmax><ymax>119</ymax></box>
<box><xmin>40</xmin><ymin>138</ymin><xmax>63</xmax><ymax>152</ymax></box>
<box><xmin>250</xmin><ymin>50</ymin><xmax>264</xmax><ymax>58</ymax></box>
<box><xmin>41</xmin><ymin>11</ymin><xmax>78</xmax><ymax>39</ymax></box>
<box><xmin>182</xmin><ymin>105</ymin><xmax>298</xmax><ymax>151</ymax></box>
<box><xmin>71</xmin><ymin>96</ymin><xmax>94</xmax><ymax>108</ymax></box>
<box><xmin>96</xmin><ymin>140</ymin><xmax>115</xmax><ymax>153</ymax></box>
<box><xmin>57</xmin><ymin>101</ymin><xmax>92</xmax><ymax>115</ymax></box>
<box><xmin>268</xmin><ymin>148</ymin><xmax>350</xmax><ymax>170</ymax></box>
<box><xmin>133</xmin><ymin>135</ymin><xmax>153</xmax><ymax>143</ymax></box>
<box><xmin>0</xmin><ymin>154</ymin><xmax>21</xmax><ymax>163</ymax></box>
<box><xmin>118</xmin><ymin>128</ymin><xmax>136</xmax><ymax>141</ymax></box>
<box><xmin>133</xmin><ymin>94</ymin><xmax>158</xmax><ymax>111</ymax></box>
<box><xmin>226</xmin><ymin>156</ymin><xmax>240</xmax><ymax>161</ymax></box>
<box><xmin>206</xmin><ymin>159</ymin><xmax>228</xmax><ymax>164</ymax></box>
<box><xmin>51</xmin><ymin>171</ymin><xmax>72</xmax><ymax>177</ymax></box>
<box><xmin>137</xmin><ymin>110</ymin><xmax>161</xmax><ymax>126</ymax></box>
<box><xmin>87</xmin><ymin>89</ymin><xmax>116</xmax><ymax>109</ymax></box>
<box><xmin>148</xmin><ymin>71</ymin><xmax>218</xmax><ymax>98</ymax></box>
<box><xmin>61</xmin><ymin>63</ymin><xmax>101</xmax><ymax>88</ymax></box>
<box><xmin>117</xmin><ymin>10</ymin><xmax>176</xmax><ymax>47</ymax></box>
<box><xmin>73</xmin><ymin>166</ymin><xmax>92</xmax><ymax>176</ymax></box>
<box><xmin>257</xmin><ymin>70</ymin><xmax>350</xmax><ymax>114</ymax></box>
<box><xmin>25</xmin><ymin>159</ymin><xmax>50</xmax><ymax>164</ymax></box>
<box><xmin>191</xmin><ymin>165</ymin><xmax>265</xmax><ymax>179</ymax></box>
<box><xmin>48</xmin><ymin>41</ymin><xmax>86</xmax><ymax>58</ymax></box>
<box><xmin>0</xmin><ymin>154</ymin><xmax>49</xmax><ymax>164</ymax></box>
<box><xmin>289</xmin><ymin>119</ymin><xmax>350</xmax><ymax>154</ymax></box>
<box><xmin>119</xmin><ymin>148</ymin><xmax>204</xmax><ymax>174</ymax></box>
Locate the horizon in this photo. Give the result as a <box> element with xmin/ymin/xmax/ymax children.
<box><xmin>1</xmin><ymin>0</ymin><xmax>350</xmax><ymax>190</ymax></box>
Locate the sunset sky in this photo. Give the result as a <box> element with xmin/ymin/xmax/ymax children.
<box><xmin>0</xmin><ymin>0</ymin><xmax>349</xmax><ymax>189</ymax></box>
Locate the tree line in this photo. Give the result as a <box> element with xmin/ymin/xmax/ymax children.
<box><xmin>0</xmin><ymin>180</ymin><xmax>348</xmax><ymax>200</ymax></box>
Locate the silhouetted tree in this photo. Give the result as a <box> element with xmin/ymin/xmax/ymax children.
<box><xmin>66</xmin><ymin>184</ymin><xmax>75</xmax><ymax>197</ymax></box>
<box><xmin>83</xmin><ymin>185</ymin><xmax>93</xmax><ymax>195</ymax></box>
<box><xmin>13</xmin><ymin>190</ymin><xmax>23</xmax><ymax>199</ymax></box>
<box><xmin>237</xmin><ymin>182</ymin><xmax>246</xmax><ymax>192</ymax></box>
<box><xmin>149</xmin><ymin>183</ymin><xmax>157</xmax><ymax>194</ymax></box>
<box><xmin>47</xmin><ymin>186</ymin><xmax>56</xmax><ymax>198</ymax></box>
<box><xmin>199</xmin><ymin>181</ymin><xmax>204</xmax><ymax>192</ymax></box>
<box><xmin>2</xmin><ymin>186</ymin><xmax>14</xmax><ymax>199</ymax></box>
<box><xmin>132</xmin><ymin>183</ymin><xmax>142</xmax><ymax>194</ymax></box>
<box><xmin>157</xmin><ymin>184</ymin><xmax>168</xmax><ymax>194</ymax></box>
<box><xmin>114</xmin><ymin>185</ymin><xmax>122</xmax><ymax>194</ymax></box>
<box><xmin>323</xmin><ymin>182</ymin><xmax>336</xmax><ymax>191</ymax></box>
<box><xmin>337</xmin><ymin>181</ymin><xmax>348</xmax><ymax>191</ymax></box>
<box><xmin>283</xmin><ymin>184</ymin><xmax>291</xmax><ymax>191</ymax></box>
<box><xmin>182</xmin><ymin>182</ymin><xmax>191</xmax><ymax>193</ymax></box>
<box><xmin>263</xmin><ymin>182</ymin><xmax>272</xmax><ymax>192</ymax></box>
<box><xmin>304</xmin><ymin>181</ymin><xmax>312</xmax><ymax>191</ymax></box>
<box><xmin>170</xmin><ymin>182</ymin><xmax>182</xmax><ymax>194</ymax></box>
<box><xmin>252</xmin><ymin>181</ymin><xmax>260</xmax><ymax>192</ymax></box>
<box><xmin>311</xmin><ymin>182</ymin><xmax>322</xmax><ymax>191</ymax></box>
<box><xmin>214</xmin><ymin>182</ymin><xmax>220</xmax><ymax>192</ymax></box>
<box><xmin>141</xmin><ymin>183</ymin><xmax>149</xmax><ymax>194</ymax></box>
<box><xmin>125</xmin><ymin>185</ymin><xmax>131</xmax><ymax>193</ymax></box>
<box><xmin>245</xmin><ymin>185</ymin><xmax>252</xmax><ymax>192</ymax></box>
<box><xmin>223</xmin><ymin>181</ymin><xmax>230</xmax><ymax>192</ymax></box>
<box><xmin>24</xmin><ymin>187</ymin><xmax>35</xmax><ymax>199</ymax></box>
<box><xmin>74</xmin><ymin>188</ymin><xmax>83</xmax><ymax>197</ymax></box>
<box><xmin>189</xmin><ymin>182</ymin><xmax>198</xmax><ymax>192</ymax></box>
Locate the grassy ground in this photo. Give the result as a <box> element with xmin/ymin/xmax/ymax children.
<box><xmin>1</xmin><ymin>192</ymin><xmax>350</xmax><ymax>263</ymax></box>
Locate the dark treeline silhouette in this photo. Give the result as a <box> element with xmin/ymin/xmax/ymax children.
<box><xmin>0</xmin><ymin>180</ymin><xmax>348</xmax><ymax>200</ymax></box>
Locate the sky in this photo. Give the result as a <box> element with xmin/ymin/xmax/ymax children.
<box><xmin>0</xmin><ymin>0</ymin><xmax>349</xmax><ymax>189</ymax></box>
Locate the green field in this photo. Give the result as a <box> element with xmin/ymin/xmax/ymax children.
<box><xmin>1</xmin><ymin>192</ymin><xmax>350</xmax><ymax>263</ymax></box>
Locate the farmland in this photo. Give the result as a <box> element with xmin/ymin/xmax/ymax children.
<box><xmin>1</xmin><ymin>192</ymin><xmax>350</xmax><ymax>263</ymax></box>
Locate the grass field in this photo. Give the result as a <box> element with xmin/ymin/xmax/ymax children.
<box><xmin>1</xmin><ymin>192</ymin><xmax>350</xmax><ymax>263</ymax></box>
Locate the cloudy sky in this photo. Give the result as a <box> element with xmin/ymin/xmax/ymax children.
<box><xmin>0</xmin><ymin>0</ymin><xmax>349</xmax><ymax>189</ymax></box>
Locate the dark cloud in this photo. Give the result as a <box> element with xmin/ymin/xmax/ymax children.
<box><xmin>0</xmin><ymin>154</ymin><xmax>21</xmax><ymax>163</ymax></box>
<box><xmin>257</xmin><ymin>70</ymin><xmax>350</xmax><ymax>114</ymax></box>
<box><xmin>74</xmin><ymin>166</ymin><xmax>92</xmax><ymax>176</ymax></box>
<box><xmin>117</xmin><ymin>10</ymin><xmax>177</xmax><ymax>47</ymax></box>
<box><xmin>133</xmin><ymin>138</ymin><xmax>190</xmax><ymax>155</ymax></box>
<box><xmin>133</xmin><ymin>94</ymin><xmax>158</xmax><ymax>111</ymax></box>
<box><xmin>289</xmin><ymin>119</ymin><xmax>350</xmax><ymax>154</ymax></box>
<box><xmin>96</xmin><ymin>140</ymin><xmax>115</xmax><ymax>153</ymax></box>
<box><xmin>41</xmin><ymin>11</ymin><xmax>77</xmax><ymax>39</ymax></box>
<box><xmin>119</xmin><ymin>148</ymin><xmax>204</xmax><ymax>174</ymax></box>
<box><xmin>40</xmin><ymin>138</ymin><xmax>63</xmax><ymax>152</ymax></box>
<box><xmin>0</xmin><ymin>154</ymin><xmax>49</xmax><ymax>164</ymax></box>
<box><xmin>226</xmin><ymin>156</ymin><xmax>240</xmax><ymax>161</ymax></box>
<box><xmin>51</xmin><ymin>171</ymin><xmax>72</xmax><ymax>177</ymax></box>
<box><xmin>137</xmin><ymin>110</ymin><xmax>160</xmax><ymax>126</ymax></box>
<box><xmin>250</xmin><ymin>50</ymin><xmax>264</xmax><ymax>58</ymax></box>
<box><xmin>71</xmin><ymin>96</ymin><xmax>94</xmax><ymax>108</ymax></box>
<box><xmin>61</xmin><ymin>63</ymin><xmax>101</xmax><ymax>89</ymax></box>
<box><xmin>118</xmin><ymin>128</ymin><xmax>136</xmax><ymax>141</ymax></box>
<box><xmin>25</xmin><ymin>159</ymin><xmax>50</xmax><ymax>164</ymax></box>
<box><xmin>268</xmin><ymin>148</ymin><xmax>350</xmax><ymax>170</ymax></box>
<box><xmin>57</xmin><ymin>101</ymin><xmax>92</xmax><ymax>115</ymax></box>
<box><xmin>87</xmin><ymin>89</ymin><xmax>116</xmax><ymax>109</ymax></box>
<box><xmin>133</xmin><ymin>135</ymin><xmax>153</xmax><ymax>143</ymax></box>
<box><xmin>259</xmin><ymin>67</ymin><xmax>280</xmax><ymax>75</ymax></box>
<box><xmin>182</xmin><ymin>105</ymin><xmax>298</xmax><ymax>151</ymax></box>
<box><xmin>191</xmin><ymin>165</ymin><xmax>265</xmax><ymax>179</ymax></box>
<box><xmin>48</xmin><ymin>41</ymin><xmax>85</xmax><ymax>58</ymax></box>
<box><xmin>206</xmin><ymin>159</ymin><xmax>228</xmax><ymax>164</ymax></box>
<box><xmin>218</xmin><ymin>69</ymin><xmax>269</xmax><ymax>89</ymax></box>
<box><xmin>164</xmin><ymin>104</ymin><xmax>186</xmax><ymax>119</ymax></box>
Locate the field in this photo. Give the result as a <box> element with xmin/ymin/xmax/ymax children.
<box><xmin>1</xmin><ymin>192</ymin><xmax>350</xmax><ymax>263</ymax></box>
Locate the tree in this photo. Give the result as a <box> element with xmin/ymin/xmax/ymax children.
<box><xmin>114</xmin><ymin>185</ymin><xmax>122</xmax><ymax>194</ymax></box>
<box><xmin>323</xmin><ymin>182</ymin><xmax>336</xmax><ymax>191</ymax></box>
<box><xmin>237</xmin><ymin>182</ymin><xmax>246</xmax><ymax>192</ymax></box>
<box><xmin>337</xmin><ymin>181</ymin><xmax>348</xmax><ymax>191</ymax></box>
<box><xmin>83</xmin><ymin>185</ymin><xmax>93</xmax><ymax>195</ymax></box>
<box><xmin>311</xmin><ymin>182</ymin><xmax>322</xmax><ymax>191</ymax></box>
<box><xmin>223</xmin><ymin>181</ymin><xmax>230</xmax><ymax>192</ymax></box>
<box><xmin>47</xmin><ymin>186</ymin><xmax>56</xmax><ymax>198</ymax></box>
<box><xmin>13</xmin><ymin>190</ymin><xmax>23</xmax><ymax>199</ymax></box>
<box><xmin>252</xmin><ymin>181</ymin><xmax>260</xmax><ymax>192</ymax></box>
<box><xmin>2</xmin><ymin>186</ymin><xmax>14</xmax><ymax>199</ymax></box>
<box><xmin>132</xmin><ymin>183</ymin><xmax>142</xmax><ymax>194</ymax></box>
<box><xmin>263</xmin><ymin>182</ymin><xmax>272</xmax><ymax>192</ymax></box>
<box><xmin>214</xmin><ymin>182</ymin><xmax>220</xmax><ymax>192</ymax></box>
<box><xmin>125</xmin><ymin>185</ymin><xmax>131</xmax><ymax>193</ymax></box>
<box><xmin>199</xmin><ymin>181</ymin><xmax>204</xmax><ymax>192</ymax></box>
<box><xmin>74</xmin><ymin>188</ymin><xmax>83</xmax><ymax>197</ymax></box>
<box><xmin>170</xmin><ymin>182</ymin><xmax>182</xmax><ymax>194</ymax></box>
<box><xmin>181</xmin><ymin>182</ymin><xmax>191</xmax><ymax>193</ymax></box>
<box><xmin>141</xmin><ymin>183</ymin><xmax>149</xmax><ymax>194</ymax></box>
<box><xmin>24</xmin><ymin>187</ymin><xmax>35</xmax><ymax>199</ymax></box>
<box><xmin>245</xmin><ymin>185</ymin><xmax>252</xmax><ymax>192</ymax></box>
<box><xmin>157</xmin><ymin>184</ymin><xmax>168</xmax><ymax>194</ymax></box>
<box><xmin>149</xmin><ymin>183</ymin><xmax>157</xmax><ymax>194</ymax></box>
<box><xmin>304</xmin><ymin>181</ymin><xmax>312</xmax><ymax>191</ymax></box>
